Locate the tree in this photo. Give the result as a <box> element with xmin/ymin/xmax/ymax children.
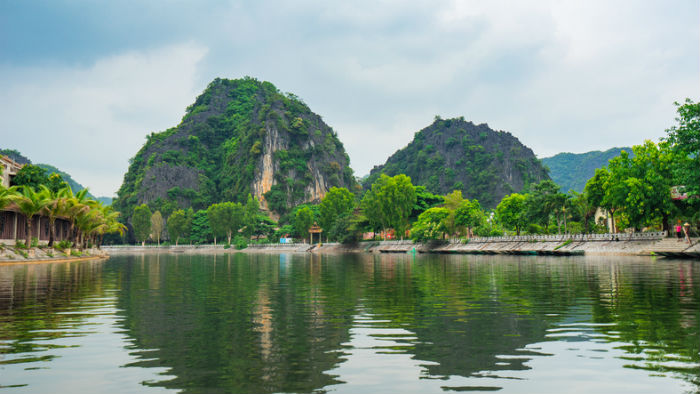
<box><xmin>570</xmin><ymin>191</ymin><xmax>596</xmax><ymax>233</ymax></box>
<box><xmin>39</xmin><ymin>185</ymin><xmax>70</xmax><ymax>247</ymax></box>
<box><xmin>664</xmin><ymin>98</ymin><xmax>699</xmax><ymax>197</ymax></box>
<box><xmin>150</xmin><ymin>211</ymin><xmax>164</xmax><ymax>246</ymax></box>
<box><xmin>207</xmin><ymin>202</ymin><xmax>245</xmax><ymax>245</ymax></box>
<box><xmin>410</xmin><ymin>207</ymin><xmax>450</xmax><ymax>241</ymax></box>
<box><xmin>606</xmin><ymin>141</ymin><xmax>674</xmax><ymax>232</ymax></box>
<box><xmin>167</xmin><ymin>210</ymin><xmax>187</xmax><ymax>246</ymax></box>
<box><xmin>190</xmin><ymin>209</ymin><xmax>212</xmax><ymax>244</ymax></box>
<box><xmin>496</xmin><ymin>193</ymin><xmax>527</xmax><ymax>235</ymax></box>
<box><xmin>11</xmin><ymin>165</ymin><xmax>48</xmax><ymax>189</ymax></box>
<box><xmin>0</xmin><ymin>186</ymin><xmax>18</xmax><ymax>211</ymax></box>
<box><xmin>46</xmin><ymin>173</ymin><xmax>69</xmax><ymax>193</ymax></box>
<box><xmin>362</xmin><ymin>174</ymin><xmax>416</xmax><ymax>239</ymax></box>
<box><xmin>294</xmin><ymin>206</ymin><xmax>314</xmax><ymax>242</ymax></box>
<box><xmin>525</xmin><ymin>180</ymin><xmax>562</xmax><ymax>228</ymax></box>
<box><xmin>410</xmin><ymin>185</ymin><xmax>443</xmax><ymax>222</ymax></box>
<box><xmin>11</xmin><ymin>185</ymin><xmax>49</xmax><ymax>245</ymax></box>
<box><xmin>132</xmin><ymin>204</ymin><xmax>152</xmax><ymax>246</ymax></box>
<box><xmin>454</xmin><ymin>199</ymin><xmax>485</xmax><ymax>238</ymax></box>
<box><xmin>207</xmin><ymin>203</ymin><xmax>227</xmax><ymax>245</ymax></box>
<box><xmin>243</xmin><ymin>195</ymin><xmax>260</xmax><ymax>238</ymax></box>
<box><xmin>319</xmin><ymin>187</ymin><xmax>355</xmax><ymax>238</ymax></box>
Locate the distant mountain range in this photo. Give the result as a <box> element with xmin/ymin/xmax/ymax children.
<box><xmin>541</xmin><ymin>147</ymin><xmax>633</xmax><ymax>193</ymax></box>
<box><xmin>0</xmin><ymin>148</ymin><xmax>113</xmax><ymax>205</ymax></box>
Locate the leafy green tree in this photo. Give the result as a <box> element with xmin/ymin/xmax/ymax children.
<box><xmin>410</xmin><ymin>185</ymin><xmax>443</xmax><ymax>221</ymax></box>
<box><xmin>243</xmin><ymin>195</ymin><xmax>259</xmax><ymax>238</ymax></box>
<box><xmin>454</xmin><ymin>199</ymin><xmax>486</xmax><ymax>237</ymax></box>
<box><xmin>151</xmin><ymin>211</ymin><xmax>164</xmax><ymax>246</ymax></box>
<box><xmin>664</xmin><ymin>98</ymin><xmax>699</xmax><ymax>197</ymax></box>
<box><xmin>442</xmin><ymin>190</ymin><xmax>465</xmax><ymax>237</ymax></box>
<box><xmin>319</xmin><ymin>187</ymin><xmax>355</xmax><ymax>238</ymax></box>
<box><xmin>207</xmin><ymin>203</ymin><xmax>227</xmax><ymax>245</ymax></box>
<box><xmin>496</xmin><ymin>193</ymin><xmax>527</xmax><ymax>235</ymax></box>
<box><xmin>184</xmin><ymin>208</ymin><xmax>194</xmax><ymax>243</ymax></box>
<box><xmin>190</xmin><ymin>210</ymin><xmax>212</xmax><ymax>244</ymax></box>
<box><xmin>132</xmin><ymin>204</ymin><xmax>152</xmax><ymax>246</ymax></box>
<box><xmin>362</xmin><ymin>174</ymin><xmax>416</xmax><ymax>239</ymax></box>
<box><xmin>524</xmin><ymin>180</ymin><xmax>561</xmax><ymax>228</ymax></box>
<box><xmin>294</xmin><ymin>206</ymin><xmax>315</xmax><ymax>242</ymax></box>
<box><xmin>410</xmin><ymin>207</ymin><xmax>450</xmax><ymax>241</ymax></box>
<box><xmin>605</xmin><ymin>141</ymin><xmax>674</xmax><ymax>231</ymax></box>
<box><xmin>11</xmin><ymin>165</ymin><xmax>49</xmax><ymax>189</ymax></box>
<box><xmin>46</xmin><ymin>173</ymin><xmax>69</xmax><ymax>193</ymax></box>
<box><xmin>167</xmin><ymin>210</ymin><xmax>188</xmax><ymax>246</ymax></box>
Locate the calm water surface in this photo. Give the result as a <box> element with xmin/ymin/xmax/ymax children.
<box><xmin>0</xmin><ymin>253</ymin><xmax>698</xmax><ymax>393</ymax></box>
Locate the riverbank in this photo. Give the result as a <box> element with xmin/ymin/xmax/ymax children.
<box><xmin>0</xmin><ymin>245</ymin><xmax>109</xmax><ymax>264</ymax></box>
<box><xmin>100</xmin><ymin>234</ymin><xmax>700</xmax><ymax>258</ymax></box>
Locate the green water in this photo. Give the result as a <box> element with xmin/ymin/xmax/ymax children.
<box><xmin>0</xmin><ymin>253</ymin><xmax>698</xmax><ymax>393</ymax></box>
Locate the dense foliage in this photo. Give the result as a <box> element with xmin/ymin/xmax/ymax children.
<box><xmin>363</xmin><ymin>117</ymin><xmax>549</xmax><ymax>208</ymax></box>
<box><xmin>0</xmin><ymin>183</ymin><xmax>125</xmax><ymax>249</ymax></box>
<box><xmin>1</xmin><ymin>148</ymin><xmax>99</xmax><ymax>199</ymax></box>
<box><xmin>541</xmin><ymin>147</ymin><xmax>632</xmax><ymax>193</ymax></box>
<box><xmin>113</xmin><ymin>77</ymin><xmax>356</xmax><ymax>235</ymax></box>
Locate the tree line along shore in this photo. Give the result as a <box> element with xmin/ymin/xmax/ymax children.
<box><xmin>1</xmin><ymin>100</ymin><xmax>698</xmax><ymax>256</ymax></box>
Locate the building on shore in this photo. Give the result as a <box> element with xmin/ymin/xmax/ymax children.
<box><xmin>1</xmin><ymin>155</ymin><xmax>24</xmax><ymax>188</ymax></box>
<box><xmin>0</xmin><ymin>207</ymin><xmax>72</xmax><ymax>245</ymax></box>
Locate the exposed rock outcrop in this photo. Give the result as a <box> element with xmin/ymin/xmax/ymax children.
<box><xmin>114</xmin><ymin>77</ymin><xmax>356</xmax><ymax>218</ymax></box>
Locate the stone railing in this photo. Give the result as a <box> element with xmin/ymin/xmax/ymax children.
<box><xmin>103</xmin><ymin>244</ymin><xmax>226</xmax><ymax>250</ymax></box>
<box><xmin>468</xmin><ymin>231</ymin><xmax>667</xmax><ymax>243</ymax></box>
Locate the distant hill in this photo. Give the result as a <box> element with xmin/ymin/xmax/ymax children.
<box><xmin>0</xmin><ymin>148</ymin><xmax>113</xmax><ymax>204</ymax></box>
<box><xmin>541</xmin><ymin>147</ymin><xmax>633</xmax><ymax>193</ymax></box>
<box><xmin>364</xmin><ymin>117</ymin><xmax>550</xmax><ymax>208</ymax></box>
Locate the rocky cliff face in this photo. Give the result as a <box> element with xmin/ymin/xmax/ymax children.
<box><xmin>114</xmin><ymin>77</ymin><xmax>356</xmax><ymax>218</ymax></box>
<box><xmin>364</xmin><ymin>117</ymin><xmax>549</xmax><ymax>208</ymax></box>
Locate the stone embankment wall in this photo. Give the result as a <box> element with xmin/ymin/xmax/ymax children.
<box><xmin>100</xmin><ymin>232</ymin><xmax>699</xmax><ymax>258</ymax></box>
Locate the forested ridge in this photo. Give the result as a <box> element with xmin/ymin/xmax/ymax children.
<box><xmin>113</xmin><ymin>77</ymin><xmax>356</xmax><ymax>223</ymax></box>
<box><xmin>363</xmin><ymin>117</ymin><xmax>549</xmax><ymax>208</ymax></box>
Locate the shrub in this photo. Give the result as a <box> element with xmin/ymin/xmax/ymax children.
<box><xmin>55</xmin><ymin>240</ymin><xmax>72</xmax><ymax>250</ymax></box>
<box><xmin>71</xmin><ymin>250</ymin><xmax>82</xmax><ymax>257</ymax></box>
<box><xmin>31</xmin><ymin>237</ymin><xmax>39</xmax><ymax>248</ymax></box>
<box><xmin>234</xmin><ymin>236</ymin><xmax>248</xmax><ymax>250</ymax></box>
<box><xmin>15</xmin><ymin>241</ymin><xmax>27</xmax><ymax>249</ymax></box>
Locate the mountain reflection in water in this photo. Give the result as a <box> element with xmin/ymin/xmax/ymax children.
<box><xmin>0</xmin><ymin>253</ymin><xmax>697</xmax><ymax>393</ymax></box>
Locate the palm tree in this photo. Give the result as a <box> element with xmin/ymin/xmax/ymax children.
<box><xmin>0</xmin><ymin>185</ymin><xmax>19</xmax><ymax>211</ymax></box>
<box><xmin>89</xmin><ymin>205</ymin><xmax>125</xmax><ymax>248</ymax></box>
<box><xmin>74</xmin><ymin>199</ymin><xmax>101</xmax><ymax>249</ymax></box>
<box><xmin>39</xmin><ymin>185</ymin><xmax>71</xmax><ymax>247</ymax></box>
<box><xmin>65</xmin><ymin>188</ymin><xmax>92</xmax><ymax>247</ymax></box>
<box><xmin>11</xmin><ymin>185</ymin><xmax>49</xmax><ymax>246</ymax></box>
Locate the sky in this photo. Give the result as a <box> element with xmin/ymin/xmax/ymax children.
<box><xmin>1</xmin><ymin>0</ymin><xmax>698</xmax><ymax>197</ymax></box>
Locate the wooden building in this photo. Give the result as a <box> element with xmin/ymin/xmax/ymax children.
<box><xmin>0</xmin><ymin>208</ymin><xmax>72</xmax><ymax>245</ymax></box>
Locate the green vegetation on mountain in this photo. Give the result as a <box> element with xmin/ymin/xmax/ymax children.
<box><xmin>113</xmin><ymin>77</ymin><xmax>356</xmax><ymax>224</ymax></box>
<box><xmin>363</xmin><ymin>117</ymin><xmax>549</xmax><ymax>208</ymax></box>
<box><xmin>0</xmin><ymin>148</ymin><xmax>109</xmax><ymax>202</ymax></box>
<box><xmin>541</xmin><ymin>147</ymin><xmax>633</xmax><ymax>193</ymax></box>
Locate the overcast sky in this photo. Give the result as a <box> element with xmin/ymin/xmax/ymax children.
<box><xmin>1</xmin><ymin>1</ymin><xmax>697</xmax><ymax>197</ymax></box>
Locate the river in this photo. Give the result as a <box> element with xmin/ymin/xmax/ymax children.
<box><xmin>0</xmin><ymin>253</ymin><xmax>698</xmax><ymax>393</ymax></box>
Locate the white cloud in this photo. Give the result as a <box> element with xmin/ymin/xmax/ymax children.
<box><xmin>0</xmin><ymin>43</ymin><xmax>208</xmax><ymax>196</ymax></box>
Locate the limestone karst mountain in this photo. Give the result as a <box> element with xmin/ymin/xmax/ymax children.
<box><xmin>364</xmin><ymin>117</ymin><xmax>550</xmax><ymax>208</ymax></box>
<box><xmin>113</xmin><ymin>77</ymin><xmax>356</xmax><ymax>219</ymax></box>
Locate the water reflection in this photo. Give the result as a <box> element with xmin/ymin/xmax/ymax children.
<box><xmin>0</xmin><ymin>254</ymin><xmax>697</xmax><ymax>393</ymax></box>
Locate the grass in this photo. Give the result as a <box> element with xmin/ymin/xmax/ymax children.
<box><xmin>554</xmin><ymin>239</ymin><xmax>573</xmax><ymax>250</ymax></box>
